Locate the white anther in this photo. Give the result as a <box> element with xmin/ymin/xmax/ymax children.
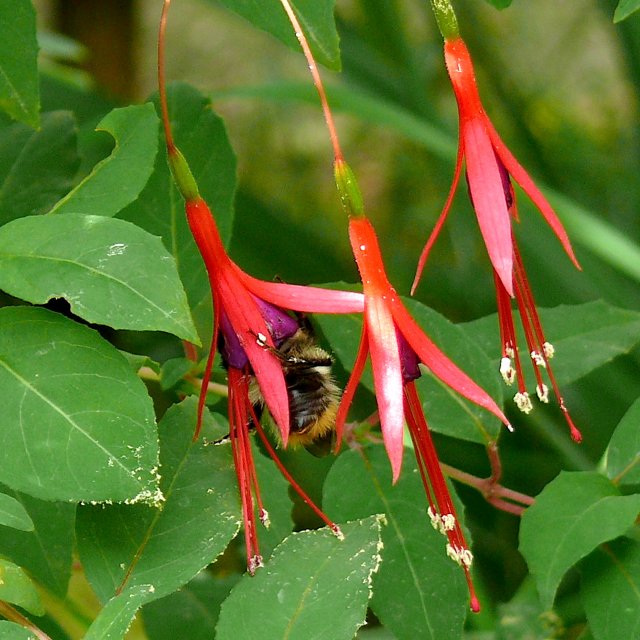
<box><xmin>248</xmin><ymin>555</ymin><xmax>264</xmax><ymax>574</ymax></box>
<box><xmin>441</xmin><ymin>513</ymin><xmax>456</xmax><ymax>532</ymax></box>
<box><xmin>536</xmin><ymin>384</ymin><xmax>550</xmax><ymax>403</ymax></box>
<box><xmin>543</xmin><ymin>342</ymin><xmax>555</xmax><ymax>358</ymax></box>
<box><xmin>500</xmin><ymin>357</ymin><xmax>516</xmax><ymax>385</ymax></box>
<box><xmin>427</xmin><ymin>506</ymin><xmax>441</xmax><ymax>531</ymax></box>
<box><xmin>514</xmin><ymin>391</ymin><xmax>533</xmax><ymax>414</ymax></box>
<box><xmin>530</xmin><ymin>351</ymin><xmax>546</xmax><ymax>367</ymax></box>
<box><xmin>446</xmin><ymin>544</ymin><xmax>474</xmax><ymax>567</ymax></box>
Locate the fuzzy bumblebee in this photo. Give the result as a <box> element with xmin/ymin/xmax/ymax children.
<box><xmin>250</xmin><ymin>324</ymin><xmax>341</xmax><ymax>455</ymax></box>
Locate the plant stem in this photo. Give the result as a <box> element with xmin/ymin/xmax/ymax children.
<box><xmin>440</xmin><ymin>440</ymin><xmax>535</xmax><ymax>516</ymax></box>
<box><xmin>0</xmin><ymin>601</ymin><xmax>53</xmax><ymax>640</ymax></box>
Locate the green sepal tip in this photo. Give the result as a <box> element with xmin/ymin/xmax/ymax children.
<box><xmin>168</xmin><ymin>145</ymin><xmax>200</xmax><ymax>202</ymax></box>
<box><xmin>334</xmin><ymin>158</ymin><xmax>364</xmax><ymax>217</ymax></box>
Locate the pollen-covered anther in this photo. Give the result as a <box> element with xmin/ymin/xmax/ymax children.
<box><xmin>500</xmin><ymin>357</ymin><xmax>516</xmax><ymax>385</ymax></box>
<box><xmin>428</xmin><ymin>506</ymin><xmax>443</xmax><ymax>533</ymax></box>
<box><xmin>259</xmin><ymin>508</ymin><xmax>271</xmax><ymax>529</ymax></box>
<box><xmin>530</xmin><ymin>351</ymin><xmax>546</xmax><ymax>368</ymax></box>
<box><xmin>441</xmin><ymin>513</ymin><xmax>456</xmax><ymax>532</ymax></box>
<box><xmin>446</xmin><ymin>543</ymin><xmax>474</xmax><ymax>568</ymax></box>
<box><xmin>256</xmin><ymin>332</ymin><xmax>267</xmax><ymax>347</ymax></box>
<box><xmin>248</xmin><ymin>554</ymin><xmax>264</xmax><ymax>575</ymax></box>
<box><xmin>514</xmin><ymin>391</ymin><xmax>533</xmax><ymax>414</ymax></box>
<box><xmin>332</xmin><ymin>524</ymin><xmax>345</xmax><ymax>541</ymax></box>
<box><xmin>543</xmin><ymin>342</ymin><xmax>555</xmax><ymax>359</ymax></box>
<box><xmin>536</xmin><ymin>384</ymin><xmax>550</xmax><ymax>403</ymax></box>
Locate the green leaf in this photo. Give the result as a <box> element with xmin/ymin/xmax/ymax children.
<box><xmin>606</xmin><ymin>397</ymin><xmax>640</xmax><ymax>486</ymax></box>
<box><xmin>49</xmin><ymin>104</ymin><xmax>159</xmax><ymax>217</ymax></box>
<box><xmin>119</xmin><ymin>350</ymin><xmax>160</xmax><ymax>377</ymax></box>
<box><xmin>495</xmin><ymin>578</ymin><xmax>564</xmax><ymax>640</ymax></box>
<box><xmin>519</xmin><ymin>471</ymin><xmax>640</xmax><ymax>609</ymax></box>
<box><xmin>76</xmin><ymin>399</ymin><xmax>241</xmax><ymax>604</ymax></box>
<box><xmin>324</xmin><ymin>447</ymin><xmax>469</xmax><ymax>640</ymax></box>
<box><xmin>119</xmin><ymin>84</ymin><xmax>237</xmax><ymax>344</ymax></box>
<box><xmin>216</xmin><ymin>516</ymin><xmax>383</xmax><ymax>640</ymax></box>
<box><xmin>0</xmin><ymin>111</ymin><xmax>79</xmax><ymax>224</ymax></box>
<box><xmin>142</xmin><ymin>572</ymin><xmax>240</xmax><ymax>640</ymax></box>
<box><xmin>614</xmin><ymin>0</ymin><xmax>640</xmax><ymax>23</ymax></box>
<box><xmin>464</xmin><ymin>301</ymin><xmax>640</xmax><ymax>387</ymax></box>
<box><xmin>0</xmin><ymin>485</ymin><xmax>75</xmax><ymax>597</ymax></box>
<box><xmin>0</xmin><ymin>306</ymin><xmax>159</xmax><ymax>503</ymax></box>
<box><xmin>159</xmin><ymin>357</ymin><xmax>195</xmax><ymax>391</ymax></box>
<box><xmin>0</xmin><ymin>493</ymin><xmax>33</xmax><ymax>532</ymax></box>
<box><xmin>0</xmin><ymin>621</ymin><xmax>40</xmax><ymax>640</ymax></box>
<box><xmin>84</xmin><ymin>584</ymin><xmax>156</xmax><ymax>640</ymax></box>
<box><xmin>581</xmin><ymin>538</ymin><xmax>640</xmax><ymax>640</ymax></box>
<box><xmin>251</xmin><ymin>447</ymin><xmax>295</xmax><ymax>560</ymax></box>
<box><xmin>0</xmin><ymin>213</ymin><xmax>198</xmax><ymax>342</ymax></box>
<box><xmin>0</xmin><ymin>558</ymin><xmax>43</xmax><ymax>616</ymax></box>
<box><xmin>209</xmin><ymin>0</ymin><xmax>340</xmax><ymax>70</ymax></box>
<box><xmin>0</xmin><ymin>0</ymin><xmax>39</xmax><ymax>128</ymax></box>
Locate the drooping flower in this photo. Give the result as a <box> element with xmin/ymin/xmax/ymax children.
<box><xmin>177</xmin><ymin>195</ymin><xmax>363</xmax><ymax>575</ymax></box>
<box><xmin>158</xmin><ymin>0</ymin><xmax>363</xmax><ymax>574</ymax></box>
<box><xmin>184</xmin><ymin>196</ymin><xmax>364</xmax><ymax>443</ymax></box>
<box><xmin>335</xmin><ymin>209</ymin><xmax>512</xmax><ymax>610</ymax></box>
<box><xmin>412</xmin><ymin>36</ymin><xmax>582</xmax><ymax>441</ymax></box>
<box><xmin>258</xmin><ymin>1</ymin><xmax>512</xmax><ymax>607</ymax></box>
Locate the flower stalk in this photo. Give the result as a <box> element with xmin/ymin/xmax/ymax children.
<box><xmin>429</xmin><ymin>0</ymin><xmax>460</xmax><ymax>40</ymax></box>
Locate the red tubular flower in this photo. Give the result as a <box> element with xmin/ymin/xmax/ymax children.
<box><xmin>185</xmin><ymin>197</ymin><xmax>364</xmax><ymax>444</ymax></box>
<box><xmin>158</xmin><ymin>0</ymin><xmax>360</xmax><ymax>577</ymax></box>
<box><xmin>185</xmin><ymin>196</ymin><xmax>361</xmax><ymax>573</ymax></box>
<box><xmin>412</xmin><ymin>36</ymin><xmax>582</xmax><ymax>441</ymax></box>
<box><xmin>336</xmin><ymin>214</ymin><xmax>511</xmax><ymax>611</ymax></box>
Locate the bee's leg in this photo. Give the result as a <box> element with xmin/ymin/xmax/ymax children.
<box><xmin>204</xmin><ymin>406</ymin><xmax>261</xmax><ymax>446</ymax></box>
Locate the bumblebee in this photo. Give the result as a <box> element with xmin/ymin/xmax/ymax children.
<box><xmin>250</xmin><ymin>321</ymin><xmax>341</xmax><ymax>455</ymax></box>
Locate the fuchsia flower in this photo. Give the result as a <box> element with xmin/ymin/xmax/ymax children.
<box><xmin>185</xmin><ymin>197</ymin><xmax>363</xmax><ymax>442</ymax></box>
<box><xmin>159</xmin><ymin>0</ymin><xmax>363</xmax><ymax>576</ymax></box>
<box><xmin>336</xmin><ymin>211</ymin><xmax>512</xmax><ymax>611</ymax></box>
<box><xmin>185</xmin><ymin>196</ymin><xmax>363</xmax><ymax>571</ymax></box>
<box><xmin>412</xmin><ymin>37</ymin><xmax>582</xmax><ymax>441</ymax></box>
